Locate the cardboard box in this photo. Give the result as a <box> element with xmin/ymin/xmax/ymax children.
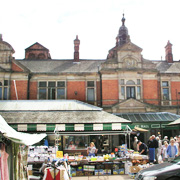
<box><xmin>103</xmin><ymin>169</ymin><xmax>111</xmax><ymax>175</ymax></box>
<box><xmin>84</xmin><ymin>172</ymin><xmax>93</xmax><ymax>176</ymax></box>
<box><xmin>129</xmin><ymin>166</ymin><xmax>141</xmax><ymax>173</ymax></box>
<box><xmin>113</xmin><ymin>170</ymin><xmax>119</xmax><ymax>175</ymax></box>
<box><xmin>71</xmin><ymin>170</ymin><xmax>76</xmax><ymax>177</ymax></box>
<box><xmin>76</xmin><ymin>171</ymin><xmax>84</xmax><ymax>176</ymax></box>
<box><xmin>128</xmin><ymin>172</ymin><xmax>136</xmax><ymax>179</ymax></box>
<box><xmin>119</xmin><ymin>168</ymin><xmax>124</xmax><ymax>175</ymax></box>
<box><xmin>95</xmin><ymin>169</ymin><xmax>104</xmax><ymax>175</ymax></box>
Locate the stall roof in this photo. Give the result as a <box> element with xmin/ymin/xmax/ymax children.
<box><xmin>0</xmin><ymin>115</ymin><xmax>46</xmax><ymax>145</ymax></box>
<box><xmin>0</xmin><ymin>100</ymin><xmax>102</xmax><ymax>111</ymax></box>
<box><xmin>168</xmin><ymin>118</ymin><xmax>180</xmax><ymax>126</ymax></box>
<box><xmin>0</xmin><ymin>100</ymin><xmax>130</xmax><ymax>124</ymax></box>
<box><xmin>114</xmin><ymin>112</ymin><xmax>180</xmax><ymax>122</ymax></box>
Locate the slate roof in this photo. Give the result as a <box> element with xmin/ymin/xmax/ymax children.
<box><xmin>16</xmin><ymin>59</ymin><xmax>105</xmax><ymax>73</ymax></box>
<box><xmin>0</xmin><ymin>100</ymin><xmax>130</xmax><ymax>124</ymax></box>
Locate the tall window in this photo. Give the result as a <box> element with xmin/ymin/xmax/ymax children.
<box><xmin>0</xmin><ymin>80</ymin><xmax>9</xmax><ymax>100</ymax></box>
<box><xmin>87</xmin><ymin>81</ymin><xmax>95</xmax><ymax>102</ymax></box>
<box><xmin>120</xmin><ymin>79</ymin><xmax>141</xmax><ymax>100</ymax></box>
<box><xmin>38</xmin><ymin>81</ymin><xmax>65</xmax><ymax>100</ymax></box>
<box><xmin>162</xmin><ymin>81</ymin><xmax>169</xmax><ymax>100</ymax></box>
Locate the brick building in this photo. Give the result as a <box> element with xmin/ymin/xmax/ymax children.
<box><xmin>0</xmin><ymin>15</ymin><xmax>180</xmax><ymax>137</ymax></box>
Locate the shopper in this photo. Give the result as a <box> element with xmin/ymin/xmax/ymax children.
<box><xmin>166</xmin><ymin>139</ymin><xmax>178</xmax><ymax>161</ymax></box>
<box><xmin>162</xmin><ymin>141</ymin><xmax>168</xmax><ymax>162</ymax></box>
<box><xmin>133</xmin><ymin>136</ymin><xmax>138</xmax><ymax>151</ymax></box>
<box><xmin>147</xmin><ymin>136</ymin><xmax>155</xmax><ymax>163</ymax></box>
<box><xmin>87</xmin><ymin>142</ymin><xmax>97</xmax><ymax>157</ymax></box>
<box><xmin>152</xmin><ymin>135</ymin><xmax>159</xmax><ymax>163</ymax></box>
<box><xmin>137</xmin><ymin>140</ymin><xmax>148</xmax><ymax>155</ymax></box>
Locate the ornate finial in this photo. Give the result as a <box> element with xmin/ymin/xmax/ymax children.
<box><xmin>122</xmin><ymin>13</ymin><xmax>125</xmax><ymax>26</ymax></box>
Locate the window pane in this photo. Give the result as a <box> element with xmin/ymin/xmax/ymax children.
<box><xmin>57</xmin><ymin>88</ymin><xmax>65</xmax><ymax>99</ymax></box>
<box><xmin>120</xmin><ymin>79</ymin><xmax>124</xmax><ymax>85</ymax></box>
<box><xmin>39</xmin><ymin>89</ymin><xmax>46</xmax><ymax>99</ymax></box>
<box><xmin>163</xmin><ymin>88</ymin><xmax>169</xmax><ymax>100</ymax></box>
<box><xmin>4</xmin><ymin>80</ymin><xmax>8</xmax><ymax>86</ymax></box>
<box><xmin>57</xmin><ymin>81</ymin><xmax>65</xmax><ymax>87</ymax></box>
<box><xmin>137</xmin><ymin>79</ymin><xmax>141</xmax><ymax>85</ymax></box>
<box><xmin>162</xmin><ymin>81</ymin><xmax>168</xmax><ymax>87</ymax></box>
<box><xmin>39</xmin><ymin>82</ymin><xmax>47</xmax><ymax>87</ymax></box>
<box><xmin>3</xmin><ymin>87</ymin><xmax>8</xmax><ymax>100</ymax></box>
<box><xmin>87</xmin><ymin>81</ymin><xmax>94</xmax><ymax>87</ymax></box>
<box><xmin>48</xmin><ymin>88</ymin><xmax>55</xmax><ymax>99</ymax></box>
<box><xmin>121</xmin><ymin>86</ymin><xmax>125</xmax><ymax>98</ymax></box>
<box><xmin>0</xmin><ymin>82</ymin><xmax>2</xmax><ymax>86</ymax></box>
<box><xmin>48</xmin><ymin>81</ymin><xmax>55</xmax><ymax>87</ymax></box>
<box><xmin>0</xmin><ymin>87</ymin><xmax>2</xmax><ymax>99</ymax></box>
<box><xmin>137</xmin><ymin>86</ymin><xmax>141</xmax><ymax>99</ymax></box>
<box><xmin>87</xmin><ymin>88</ymin><xmax>95</xmax><ymax>101</ymax></box>
<box><xmin>126</xmin><ymin>80</ymin><xmax>135</xmax><ymax>85</ymax></box>
<box><xmin>127</xmin><ymin>87</ymin><xmax>135</xmax><ymax>99</ymax></box>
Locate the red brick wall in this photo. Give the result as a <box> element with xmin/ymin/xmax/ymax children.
<box><xmin>11</xmin><ymin>62</ymin><xmax>24</xmax><ymax>72</ymax></box>
<box><xmin>143</xmin><ymin>80</ymin><xmax>159</xmax><ymax>105</ymax></box>
<box><xmin>10</xmin><ymin>80</ymin><xmax>28</xmax><ymax>100</ymax></box>
<box><xmin>67</xmin><ymin>81</ymin><xmax>86</xmax><ymax>101</ymax></box>
<box><xmin>171</xmin><ymin>81</ymin><xmax>180</xmax><ymax>105</ymax></box>
<box><xmin>102</xmin><ymin>80</ymin><xmax>119</xmax><ymax>105</ymax></box>
<box><xmin>29</xmin><ymin>81</ymin><xmax>38</xmax><ymax>99</ymax></box>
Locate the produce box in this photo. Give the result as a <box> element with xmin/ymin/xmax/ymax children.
<box><xmin>103</xmin><ymin>169</ymin><xmax>111</xmax><ymax>175</ymax></box>
<box><xmin>71</xmin><ymin>170</ymin><xmax>76</xmax><ymax>177</ymax></box>
<box><xmin>129</xmin><ymin>166</ymin><xmax>141</xmax><ymax>173</ymax></box>
<box><xmin>94</xmin><ymin>169</ymin><xmax>104</xmax><ymax>175</ymax></box>
<box><xmin>119</xmin><ymin>168</ymin><xmax>124</xmax><ymax>175</ymax></box>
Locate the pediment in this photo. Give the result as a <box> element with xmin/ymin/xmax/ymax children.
<box><xmin>112</xmin><ymin>98</ymin><xmax>149</xmax><ymax>113</ymax></box>
<box><xmin>118</xmin><ymin>42</ymin><xmax>142</xmax><ymax>52</ymax></box>
<box><xmin>25</xmin><ymin>42</ymin><xmax>49</xmax><ymax>51</ymax></box>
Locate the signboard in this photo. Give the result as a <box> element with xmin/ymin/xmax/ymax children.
<box><xmin>56</xmin><ymin>151</ymin><xmax>63</xmax><ymax>158</ymax></box>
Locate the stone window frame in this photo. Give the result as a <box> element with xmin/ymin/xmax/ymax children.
<box><xmin>38</xmin><ymin>80</ymin><xmax>66</xmax><ymax>100</ymax></box>
<box><xmin>0</xmin><ymin>80</ymin><xmax>9</xmax><ymax>100</ymax></box>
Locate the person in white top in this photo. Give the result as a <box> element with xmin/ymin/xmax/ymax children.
<box><xmin>161</xmin><ymin>141</ymin><xmax>168</xmax><ymax>162</ymax></box>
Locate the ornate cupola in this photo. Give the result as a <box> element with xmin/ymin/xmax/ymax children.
<box><xmin>117</xmin><ymin>14</ymin><xmax>129</xmax><ymax>46</ymax></box>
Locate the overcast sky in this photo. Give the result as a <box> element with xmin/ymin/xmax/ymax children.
<box><xmin>1</xmin><ymin>0</ymin><xmax>180</xmax><ymax>61</ymax></box>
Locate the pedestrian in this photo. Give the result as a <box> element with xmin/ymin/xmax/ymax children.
<box><xmin>87</xmin><ymin>142</ymin><xmax>97</xmax><ymax>157</ymax></box>
<box><xmin>147</xmin><ymin>136</ymin><xmax>155</xmax><ymax>163</ymax></box>
<box><xmin>161</xmin><ymin>141</ymin><xmax>168</xmax><ymax>162</ymax></box>
<box><xmin>166</xmin><ymin>139</ymin><xmax>178</xmax><ymax>161</ymax></box>
<box><xmin>137</xmin><ymin>140</ymin><xmax>148</xmax><ymax>155</ymax></box>
<box><xmin>152</xmin><ymin>135</ymin><xmax>159</xmax><ymax>163</ymax></box>
<box><xmin>156</xmin><ymin>136</ymin><xmax>162</xmax><ymax>159</ymax></box>
<box><xmin>162</xmin><ymin>136</ymin><xmax>169</xmax><ymax>144</ymax></box>
<box><xmin>133</xmin><ymin>136</ymin><xmax>138</xmax><ymax>151</ymax></box>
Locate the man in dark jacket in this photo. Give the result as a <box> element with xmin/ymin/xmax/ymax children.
<box><xmin>137</xmin><ymin>140</ymin><xmax>148</xmax><ymax>155</ymax></box>
<box><xmin>152</xmin><ymin>135</ymin><xmax>159</xmax><ymax>163</ymax></box>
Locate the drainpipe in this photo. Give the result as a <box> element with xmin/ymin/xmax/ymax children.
<box><xmin>98</xmin><ymin>66</ymin><xmax>102</xmax><ymax>107</ymax></box>
<box><xmin>27</xmin><ymin>73</ymin><xmax>32</xmax><ymax>100</ymax></box>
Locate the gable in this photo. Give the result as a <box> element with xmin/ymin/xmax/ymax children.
<box><xmin>25</xmin><ymin>42</ymin><xmax>49</xmax><ymax>51</ymax></box>
<box><xmin>118</xmin><ymin>41</ymin><xmax>142</xmax><ymax>52</ymax></box>
<box><xmin>111</xmin><ymin>98</ymin><xmax>150</xmax><ymax>113</ymax></box>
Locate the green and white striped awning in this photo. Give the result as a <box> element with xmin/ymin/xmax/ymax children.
<box><xmin>10</xmin><ymin>123</ymin><xmax>132</xmax><ymax>135</ymax></box>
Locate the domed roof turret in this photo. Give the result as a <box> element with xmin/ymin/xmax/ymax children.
<box><xmin>118</xmin><ymin>14</ymin><xmax>129</xmax><ymax>46</ymax></box>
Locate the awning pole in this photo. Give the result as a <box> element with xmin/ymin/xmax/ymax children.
<box><xmin>129</xmin><ymin>133</ymin><xmax>131</xmax><ymax>149</ymax></box>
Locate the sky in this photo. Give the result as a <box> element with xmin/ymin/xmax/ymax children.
<box><xmin>1</xmin><ymin>0</ymin><xmax>180</xmax><ymax>61</ymax></box>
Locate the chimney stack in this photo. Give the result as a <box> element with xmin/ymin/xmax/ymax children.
<box><xmin>74</xmin><ymin>35</ymin><xmax>80</xmax><ymax>62</ymax></box>
<box><xmin>165</xmin><ymin>40</ymin><xmax>173</xmax><ymax>63</ymax></box>
<box><xmin>0</xmin><ymin>34</ymin><xmax>3</xmax><ymax>41</ymax></box>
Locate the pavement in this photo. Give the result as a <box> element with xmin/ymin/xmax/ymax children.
<box><xmin>72</xmin><ymin>175</ymin><xmax>132</xmax><ymax>180</ymax></box>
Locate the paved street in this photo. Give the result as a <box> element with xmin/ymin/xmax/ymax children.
<box><xmin>72</xmin><ymin>175</ymin><xmax>132</xmax><ymax>180</ymax></box>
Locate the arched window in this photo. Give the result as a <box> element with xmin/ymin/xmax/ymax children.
<box><xmin>28</xmin><ymin>53</ymin><xmax>35</xmax><ymax>59</ymax></box>
<box><xmin>126</xmin><ymin>80</ymin><xmax>135</xmax><ymax>85</ymax></box>
<box><xmin>37</xmin><ymin>53</ymin><xmax>45</xmax><ymax>59</ymax></box>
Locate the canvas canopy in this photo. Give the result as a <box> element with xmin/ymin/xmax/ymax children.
<box><xmin>0</xmin><ymin>115</ymin><xmax>46</xmax><ymax>146</ymax></box>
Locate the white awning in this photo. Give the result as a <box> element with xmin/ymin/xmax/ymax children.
<box><xmin>0</xmin><ymin>115</ymin><xmax>46</xmax><ymax>146</ymax></box>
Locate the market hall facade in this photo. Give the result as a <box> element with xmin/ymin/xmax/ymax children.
<box><xmin>0</xmin><ymin>14</ymin><xmax>180</xmax><ymax>139</ymax></box>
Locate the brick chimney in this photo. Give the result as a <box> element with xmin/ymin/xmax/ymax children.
<box><xmin>165</xmin><ymin>40</ymin><xmax>173</xmax><ymax>63</ymax></box>
<box><xmin>74</xmin><ymin>35</ymin><xmax>80</xmax><ymax>62</ymax></box>
<box><xmin>0</xmin><ymin>34</ymin><xmax>3</xmax><ymax>41</ymax></box>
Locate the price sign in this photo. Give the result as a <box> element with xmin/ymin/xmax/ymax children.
<box><xmin>56</xmin><ymin>151</ymin><xmax>63</xmax><ymax>158</ymax></box>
